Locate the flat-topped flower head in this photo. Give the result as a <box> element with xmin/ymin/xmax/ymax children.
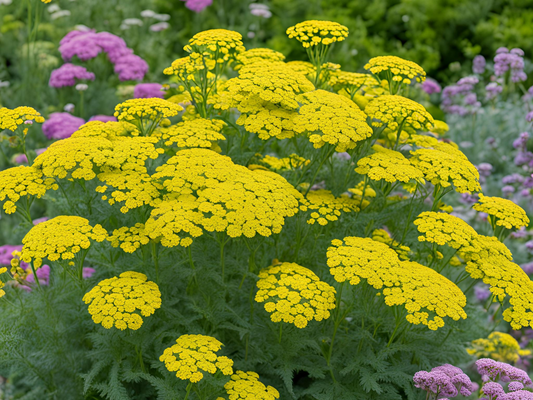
<box><xmin>372</xmin><ymin>229</ymin><xmax>411</xmax><ymax>260</ymax></box>
<box><xmin>221</xmin><ymin>371</ymin><xmax>280</xmax><ymax>400</ymax></box>
<box><xmin>286</xmin><ymin>61</ymin><xmax>316</xmax><ymax>78</ymax></box>
<box><xmin>410</xmin><ymin>148</ymin><xmax>481</xmax><ymax>194</ymax></box>
<box><xmin>414</xmin><ymin>365</ymin><xmax>475</xmax><ymax>398</ymax></box>
<box><xmin>364</xmin><ymin>55</ymin><xmax>426</xmax><ymax>85</ymax></box>
<box><xmin>235</xmin><ymin>48</ymin><xmax>285</xmax><ymax>71</ymax></box>
<box><xmin>365</xmin><ymin>95</ymin><xmax>434</xmax><ymax>132</ymax></box>
<box><xmin>163</xmin><ymin>56</ymin><xmax>207</xmax><ymax>80</ymax></box>
<box><xmin>355</xmin><ymin>145</ymin><xmax>424</xmax><ymax>184</ymax></box>
<box><xmin>0</xmin><ymin>166</ymin><xmax>57</xmax><ymax>214</ymax></box>
<box><xmin>156</xmin><ymin>118</ymin><xmax>225</xmax><ymax>148</ymax></box>
<box><xmin>476</xmin><ymin>358</ymin><xmax>533</xmax><ymax>386</ymax></box>
<box><xmin>328</xmin><ymin>71</ymin><xmax>380</xmax><ymax>96</ymax></box>
<box><xmin>302</xmin><ymin>190</ymin><xmax>361</xmax><ymax>225</ymax></box>
<box><xmin>20</xmin><ymin>216</ymin><xmax>107</xmax><ymax>268</ymax></box>
<box><xmin>146</xmin><ymin>149</ymin><xmax>302</xmax><ymax>245</ymax></box>
<box><xmin>83</xmin><ymin>271</ymin><xmax>161</xmax><ymax>330</ymax></box>
<box><xmin>0</xmin><ymin>106</ymin><xmax>45</xmax><ymax>133</ymax></box>
<box><xmin>184</xmin><ymin>29</ymin><xmax>245</xmax><ymax>64</ymax></box>
<box><xmin>408</xmin><ymin>134</ymin><xmax>468</xmax><ymax>160</ymax></box>
<box><xmin>473</xmin><ymin>194</ymin><xmax>530</xmax><ymax>230</ymax></box>
<box><xmin>327</xmin><ymin>237</ymin><xmax>467</xmax><ymax>329</ymax></box>
<box><xmin>259</xmin><ymin>154</ymin><xmax>309</xmax><ymax>171</ymax></box>
<box><xmin>293</xmin><ymin>90</ymin><xmax>372</xmax><ymax>152</ymax></box>
<box><xmin>431</xmin><ymin>120</ymin><xmax>449</xmax><ymax>135</ymax></box>
<box><xmin>467</xmin><ymin>332</ymin><xmax>531</xmax><ymax>363</ymax></box>
<box><xmin>286</xmin><ymin>20</ymin><xmax>349</xmax><ymax>48</ymax></box>
<box><xmin>114</xmin><ymin>98</ymin><xmax>183</xmax><ymax>129</ymax></box>
<box><xmin>159</xmin><ymin>334</ymin><xmax>233</xmax><ymax>383</ymax></box>
<box><xmin>255</xmin><ymin>262</ymin><xmax>336</xmax><ymax>328</ymax></box>
<box><xmin>414</xmin><ymin>211</ymin><xmax>479</xmax><ymax>249</ymax></box>
<box><xmin>107</xmin><ymin>223</ymin><xmax>150</xmax><ymax>253</ymax></box>
<box><xmin>71</xmin><ymin>120</ymin><xmax>140</xmax><ymax>139</ymax></box>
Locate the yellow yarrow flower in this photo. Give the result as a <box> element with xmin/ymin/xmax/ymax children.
<box><xmin>155</xmin><ymin>118</ymin><xmax>225</xmax><ymax>148</ymax></box>
<box><xmin>365</xmin><ymin>95</ymin><xmax>434</xmax><ymax>133</ymax></box>
<box><xmin>293</xmin><ymin>89</ymin><xmax>373</xmax><ymax>152</ymax></box>
<box><xmin>371</xmin><ymin>229</ymin><xmax>411</xmax><ymax>260</ymax></box>
<box><xmin>0</xmin><ymin>166</ymin><xmax>57</xmax><ymax>214</ymax></box>
<box><xmin>473</xmin><ymin>194</ymin><xmax>530</xmax><ymax>230</ymax></box>
<box><xmin>286</xmin><ymin>61</ymin><xmax>316</xmax><ymax>79</ymax></box>
<box><xmin>328</xmin><ymin>70</ymin><xmax>380</xmax><ymax>98</ymax></box>
<box><xmin>235</xmin><ymin>48</ymin><xmax>285</xmax><ymax>71</ymax></box>
<box><xmin>146</xmin><ymin>149</ymin><xmax>303</xmax><ymax>245</ymax></box>
<box><xmin>364</xmin><ymin>55</ymin><xmax>426</xmax><ymax>85</ymax></box>
<box><xmin>259</xmin><ymin>154</ymin><xmax>309</xmax><ymax>171</ymax></box>
<box><xmin>255</xmin><ymin>262</ymin><xmax>336</xmax><ymax>328</ymax></box>
<box><xmin>0</xmin><ymin>267</ymin><xmax>7</xmax><ymax>298</ymax></box>
<box><xmin>354</xmin><ymin>145</ymin><xmax>425</xmax><ymax>184</ymax></box>
<box><xmin>327</xmin><ymin>237</ymin><xmax>467</xmax><ymax>330</ymax></box>
<box><xmin>430</xmin><ymin>120</ymin><xmax>449</xmax><ymax>135</ymax></box>
<box><xmin>107</xmin><ymin>223</ymin><xmax>150</xmax><ymax>253</ymax></box>
<box><xmin>409</xmin><ymin>134</ymin><xmax>468</xmax><ymax>160</ymax></box>
<box><xmin>286</xmin><ymin>20</ymin><xmax>349</xmax><ymax>48</ymax></box>
<box><xmin>114</xmin><ymin>98</ymin><xmax>183</xmax><ymax>128</ymax></box>
<box><xmin>159</xmin><ymin>334</ymin><xmax>234</xmax><ymax>383</ymax></box>
<box><xmin>414</xmin><ymin>211</ymin><xmax>479</xmax><ymax>249</ymax></box>
<box><xmin>83</xmin><ymin>271</ymin><xmax>161</xmax><ymax>330</ymax></box>
<box><xmin>301</xmin><ymin>190</ymin><xmax>361</xmax><ymax>225</ymax></box>
<box><xmin>220</xmin><ymin>371</ymin><xmax>280</xmax><ymax>400</ymax></box>
<box><xmin>410</xmin><ymin>148</ymin><xmax>480</xmax><ymax>194</ymax></box>
<box><xmin>20</xmin><ymin>216</ymin><xmax>107</xmax><ymax>268</ymax></box>
<box><xmin>0</xmin><ymin>106</ymin><xmax>45</xmax><ymax>132</ymax></box>
<box><xmin>184</xmin><ymin>29</ymin><xmax>245</xmax><ymax>65</ymax></box>
<box><xmin>71</xmin><ymin>121</ymin><xmax>140</xmax><ymax>139</ymax></box>
<box><xmin>467</xmin><ymin>332</ymin><xmax>531</xmax><ymax>363</ymax></box>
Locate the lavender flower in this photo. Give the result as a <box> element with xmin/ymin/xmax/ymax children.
<box><xmin>513</xmin><ymin>132</ymin><xmax>530</xmax><ymax>149</ymax></box>
<box><xmin>502</xmin><ymin>185</ymin><xmax>516</xmax><ymax>195</ymax></box>
<box><xmin>526</xmin><ymin>111</ymin><xmax>533</xmax><ymax>123</ymax></box>
<box><xmin>133</xmin><ymin>83</ymin><xmax>164</xmax><ymax>99</ymax></box>
<box><xmin>150</xmin><ymin>22</ymin><xmax>170</xmax><ymax>32</ymax></box>
<box><xmin>49</xmin><ymin>63</ymin><xmax>95</xmax><ymax>88</ymax></box>
<box><xmin>502</xmin><ymin>391</ymin><xmax>533</xmax><ymax>399</ymax></box>
<box><xmin>460</xmin><ymin>192</ymin><xmax>479</xmax><ymax>205</ymax></box>
<box><xmin>476</xmin><ymin>358</ymin><xmax>533</xmax><ymax>386</ymax></box>
<box><xmin>477</xmin><ymin>163</ymin><xmax>493</xmax><ymax>177</ymax></box>
<box><xmin>42</xmin><ymin>113</ymin><xmax>85</xmax><ymax>140</ymax></box>
<box><xmin>14</xmin><ymin>148</ymin><xmax>47</xmax><ymax>164</ymax></box>
<box><xmin>88</xmin><ymin>115</ymin><xmax>117</xmax><ymax>122</ymax></box>
<box><xmin>525</xmin><ymin>240</ymin><xmax>533</xmax><ymax>253</ymax></box>
<box><xmin>93</xmin><ymin>31</ymin><xmax>131</xmax><ymax>63</ymax></box>
<box><xmin>59</xmin><ymin>30</ymin><xmax>101</xmax><ymax>62</ymax></box>
<box><xmin>473</xmin><ymin>55</ymin><xmax>486</xmax><ymax>74</ymax></box>
<box><xmin>509</xmin><ymin>382</ymin><xmax>525</xmax><ymax>392</ymax></box>
<box><xmin>482</xmin><ymin>382</ymin><xmax>505</xmax><ymax>399</ymax></box>
<box><xmin>486</xmin><ymin>82</ymin><xmax>502</xmax><ymax>100</ymax></box>
<box><xmin>114</xmin><ymin>54</ymin><xmax>148</xmax><ymax>81</ymax></box>
<box><xmin>503</xmin><ymin>174</ymin><xmax>525</xmax><ymax>185</ymax></box>
<box><xmin>414</xmin><ymin>364</ymin><xmax>475</xmax><ymax>398</ymax></box>
<box><xmin>494</xmin><ymin>48</ymin><xmax>527</xmax><ymax>82</ymax></box>
<box><xmin>422</xmin><ymin>78</ymin><xmax>442</xmax><ymax>94</ymax></box>
<box><xmin>475</xmin><ymin>285</ymin><xmax>491</xmax><ymax>302</ymax></box>
<box><xmin>250</xmin><ymin>3</ymin><xmax>272</xmax><ymax>18</ymax></box>
<box><xmin>25</xmin><ymin>265</ymin><xmax>50</xmax><ymax>286</ymax></box>
<box><xmin>181</xmin><ymin>0</ymin><xmax>212</xmax><ymax>12</ymax></box>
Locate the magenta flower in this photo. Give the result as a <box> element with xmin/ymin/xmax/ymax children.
<box><xmin>476</xmin><ymin>359</ymin><xmax>532</xmax><ymax>386</ymax></box>
<box><xmin>413</xmin><ymin>364</ymin><xmax>474</xmax><ymax>398</ymax></box>
<box><xmin>25</xmin><ymin>264</ymin><xmax>51</xmax><ymax>286</ymax></box>
<box><xmin>114</xmin><ymin>54</ymin><xmax>149</xmax><ymax>81</ymax></box>
<box><xmin>422</xmin><ymin>78</ymin><xmax>442</xmax><ymax>95</ymax></box>
<box><xmin>59</xmin><ymin>31</ymin><xmax>101</xmax><ymax>62</ymax></box>
<box><xmin>181</xmin><ymin>0</ymin><xmax>212</xmax><ymax>12</ymax></box>
<box><xmin>14</xmin><ymin>148</ymin><xmax>47</xmax><ymax>164</ymax></box>
<box><xmin>49</xmin><ymin>63</ymin><xmax>95</xmax><ymax>88</ymax></box>
<box><xmin>42</xmin><ymin>113</ymin><xmax>85</xmax><ymax>140</ymax></box>
<box><xmin>0</xmin><ymin>244</ymin><xmax>22</xmax><ymax>266</ymax></box>
<box><xmin>134</xmin><ymin>83</ymin><xmax>164</xmax><ymax>99</ymax></box>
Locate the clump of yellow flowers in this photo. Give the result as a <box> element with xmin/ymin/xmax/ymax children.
<box><xmin>467</xmin><ymin>332</ymin><xmax>531</xmax><ymax>364</ymax></box>
<box><xmin>218</xmin><ymin>371</ymin><xmax>280</xmax><ymax>400</ymax></box>
<box><xmin>473</xmin><ymin>194</ymin><xmax>530</xmax><ymax>230</ymax></box>
<box><xmin>159</xmin><ymin>334</ymin><xmax>234</xmax><ymax>383</ymax></box>
<box><xmin>255</xmin><ymin>262</ymin><xmax>336</xmax><ymax>328</ymax></box>
<box><xmin>286</xmin><ymin>20</ymin><xmax>349</xmax><ymax>48</ymax></box>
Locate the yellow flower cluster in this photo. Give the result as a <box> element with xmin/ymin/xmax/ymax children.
<box><xmin>364</xmin><ymin>56</ymin><xmax>426</xmax><ymax>84</ymax></box>
<box><xmin>286</xmin><ymin>20</ymin><xmax>349</xmax><ymax>48</ymax></box>
<box><xmin>255</xmin><ymin>262</ymin><xmax>336</xmax><ymax>328</ymax></box>
<box><xmin>107</xmin><ymin>224</ymin><xmax>150</xmax><ymax>253</ymax></box>
<box><xmin>0</xmin><ymin>106</ymin><xmax>45</xmax><ymax>132</ymax></box>
<box><xmin>184</xmin><ymin>29</ymin><xmax>245</xmax><ymax>64</ymax></box>
<box><xmin>114</xmin><ymin>98</ymin><xmax>183</xmax><ymax>124</ymax></box>
<box><xmin>301</xmin><ymin>190</ymin><xmax>361</xmax><ymax>225</ymax></box>
<box><xmin>235</xmin><ymin>48</ymin><xmax>285</xmax><ymax>71</ymax></box>
<box><xmin>414</xmin><ymin>211</ymin><xmax>533</xmax><ymax>329</ymax></box>
<box><xmin>259</xmin><ymin>154</ymin><xmax>309</xmax><ymax>171</ymax></box>
<box><xmin>163</xmin><ymin>56</ymin><xmax>208</xmax><ymax>82</ymax></box>
<box><xmin>71</xmin><ymin>121</ymin><xmax>140</xmax><ymax>139</ymax></box>
<box><xmin>355</xmin><ymin>145</ymin><xmax>425</xmax><ymax>184</ymax></box>
<box><xmin>83</xmin><ymin>271</ymin><xmax>161</xmax><ymax>330</ymax></box>
<box><xmin>431</xmin><ymin>120</ymin><xmax>449</xmax><ymax>135</ymax></box>
<box><xmin>146</xmin><ymin>149</ymin><xmax>302</xmax><ymax>246</ymax></box>
<box><xmin>365</xmin><ymin>95</ymin><xmax>434</xmax><ymax>132</ymax></box>
<box><xmin>409</xmin><ymin>134</ymin><xmax>468</xmax><ymax>160</ymax></box>
<box><xmin>473</xmin><ymin>194</ymin><xmax>530</xmax><ymax>230</ymax></box>
<box><xmin>347</xmin><ymin>181</ymin><xmax>376</xmax><ymax>209</ymax></box>
<box><xmin>0</xmin><ymin>267</ymin><xmax>7</xmax><ymax>298</ymax></box>
<box><xmin>372</xmin><ymin>229</ymin><xmax>411</xmax><ymax>260</ymax></box>
<box><xmin>328</xmin><ymin>71</ymin><xmax>379</xmax><ymax>94</ymax></box>
<box><xmin>156</xmin><ymin>118</ymin><xmax>225</xmax><ymax>148</ymax></box>
<box><xmin>0</xmin><ymin>166</ymin><xmax>57</xmax><ymax>214</ymax></box>
<box><xmin>293</xmin><ymin>89</ymin><xmax>373</xmax><ymax>152</ymax></box>
<box><xmin>219</xmin><ymin>371</ymin><xmax>280</xmax><ymax>400</ymax></box>
<box><xmin>19</xmin><ymin>216</ymin><xmax>107</xmax><ymax>268</ymax></box>
<box><xmin>327</xmin><ymin>237</ymin><xmax>467</xmax><ymax>330</ymax></box>
<box><xmin>286</xmin><ymin>61</ymin><xmax>316</xmax><ymax>78</ymax></box>
<box><xmin>213</xmin><ymin>61</ymin><xmax>314</xmax><ymax>140</ymax></box>
<box><xmin>410</xmin><ymin>148</ymin><xmax>481</xmax><ymax>194</ymax></box>
<box><xmin>159</xmin><ymin>334</ymin><xmax>234</xmax><ymax>383</ymax></box>
<box><xmin>467</xmin><ymin>332</ymin><xmax>531</xmax><ymax>363</ymax></box>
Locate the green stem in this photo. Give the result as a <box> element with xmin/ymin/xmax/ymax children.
<box><xmin>30</xmin><ymin>261</ymin><xmax>41</xmax><ymax>288</ymax></box>
<box><xmin>183</xmin><ymin>382</ymin><xmax>193</xmax><ymax>400</ymax></box>
<box><xmin>278</xmin><ymin>323</ymin><xmax>283</xmax><ymax>343</ymax></box>
<box><xmin>305</xmin><ymin>147</ymin><xmax>335</xmax><ymax>196</ymax></box>
<box><xmin>151</xmin><ymin>241</ymin><xmax>159</xmax><ymax>284</ymax></box>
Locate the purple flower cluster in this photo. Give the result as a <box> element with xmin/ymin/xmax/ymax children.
<box><xmin>0</xmin><ymin>244</ymin><xmax>23</xmax><ymax>266</ymax></box>
<box><xmin>181</xmin><ymin>0</ymin><xmax>212</xmax><ymax>12</ymax></box>
<box><xmin>422</xmin><ymin>78</ymin><xmax>442</xmax><ymax>95</ymax></box>
<box><xmin>486</xmin><ymin>82</ymin><xmax>503</xmax><ymax>101</ymax></box>
<box><xmin>42</xmin><ymin>113</ymin><xmax>85</xmax><ymax>140</ymax></box>
<box><xmin>133</xmin><ymin>83</ymin><xmax>164</xmax><ymax>99</ymax></box>
<box><xmin>413</xmin><ymin>364</ymin><xmax>475</xmax><ymax>398</ymax></box>
<box><xmin>442</xmin><ymin>76</ymin><xmax>480</xmax><ymax>115</ymax></box>
<box><xmin>476</xmin><ymin>358</ymin><xmax>532</xmax><ymax>386</ymax></box>
<box><xmin>49</xmin><ymin>63</ymin><xmax>95</xmax><ymax>88</ymax></box>
<box><xmin>494</xmin><ymin>48</ymin><xmax>527</xmax><ymax>83</ymax></box>
<box><xmin>473</xmin><ymin>55</ymin><xmax>486</xmax><ymax>74</ymax></box>
<box><xmin>475</xmin><ymin>284</ymin><xmax>491</xmax><ymax>302</ymax></box>
<box><xmin>14</xmin><ymin>148</ymin><xmax>47</xmax><ymax>165</ymax></box>
<box><xmin>526</xmin><ymin>111</ymin><xmax>533</xmax><ymax>123</ymax></box>
<box><xmin>57</xmin><ymin>30</ymin><xmax>148</xmax><ymax>82</ymax></box>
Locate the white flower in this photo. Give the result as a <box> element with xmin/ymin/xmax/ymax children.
<box><xmin>249</xmin><ymin>3</ymin><xmax>272</xmax><ymax>18</ymax></box>
<box><xmin>74</xmin><ymin>24</ymin><xmax>92</xmax><ymax>32</ymax></box>
<box><xmin>0</xmin><ymin>0</ymin><xmax>13</xmax><ymax>5</ymax></box>
<box><xmin>153</xmin><ymin>13</ymin><xmax>170</xmax><ymax>21</ymax></box>
<box><xmin>150</xmin><ymin>22</ymin><xmax>169</xmax><ymax>32</ymax></box>
<box><xmin>0</xmin><ymin>80</ymin><xmax>10</xmax><ymax>88</ymax></box>
<box><xmin>50</xmin><ymin>10</ymin><xmax>71</xmax><ymax>20</ymax></box>
<box><xmin>47</xmin><ymin>4</ymin><xmax>61</xmax><ymax>13</ymax></box>
<box><xmin>76</xmin><ymin>84</ymin><xmax>88</xmax><ymax>91</ymax></box>
<box><xmin>64</xmin><ymin>103</ymin><xmax>75</xmax><ymax>113</ymax></box>
<box><xmin>122</xmin><ymin>18</ymin><xmax>143</xmax><ymax>26</ymax></box>
<box><xmin>140</xmin><ymin>9</ymin><xmax>156</xmax><ymax>18</ymax></box>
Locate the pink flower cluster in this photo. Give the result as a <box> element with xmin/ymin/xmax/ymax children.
<box><xmin>413</xmin><ymin>364</ymin><xmax>475</xmax><ymax>398</ymax></box>
<box><xmin>42</xmin><ymin>112</ymin><xmax>85</xmax><ymax>140</ymax></box>
<box><xmin>49</xmin><ymin>63</ymin><xmax>95</xmax><ymax>88</ymax></box>
<box><xmin>181</xmin><ymin>0</ymin><xmax>212</xmax><ymax>12</ymax></box>
<box><xmin>133</xmin><ymin>83</ymin><xmax>164</xmax><ymax>99</ymax></box>
<box><xmin>56</xmin><ymin>30</ymin><xmax>148</xmax><ymax>82</ymax></box>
